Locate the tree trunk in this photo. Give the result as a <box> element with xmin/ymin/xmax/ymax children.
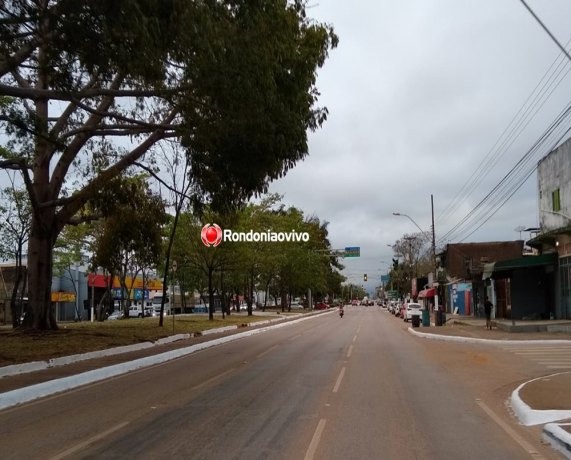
<box><xmin>208</xmin><ymin>267</ymin><xmax>214</xmax><ymax>321</ymax></box>
<box><xmin>27</xmin><ymin>221</ymin><xmax>57</xmax><ymax>330</ymax></box>
<box><xmin>10</xmin><ymin>250</ymin><xmax>24</xmax><ymax>328</ymax></box>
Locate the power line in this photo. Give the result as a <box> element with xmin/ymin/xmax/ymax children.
<box><xmin>437</xmin><ymin>100</ymin><xmax>571</xmax><ymax>243</ymax></box>
<box><xmin>438</xmin><ymin>37</ymin><xmax>571</xmax><ymax>226</ymax></box>
<box><xmin>519</xmin><ymin>0</ymin><xmax>571</xmax><ymax>63</ymax></box>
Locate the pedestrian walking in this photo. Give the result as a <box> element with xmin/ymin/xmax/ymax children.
<box><xmin>484</xmin><ymin>296</ymin><xmax>493</xmax><ymax>330</ymax></box>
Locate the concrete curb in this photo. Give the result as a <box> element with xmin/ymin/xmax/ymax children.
<box><xmin>408</xmin><ymin>326</ymin><xmax>571</xmax><ymax>456</ymax></box>
<box><xmin>509</xmin><ymin>372</ymin><xmax>571</xmax><ymax>426</ymax></box>
<box><xmin>0</xmin><ymin>315</ymin><xmax>305</xmax><ymax>379</ymax></box>
<box><xmin>543</xmin><ymin>423</ymin><xmax>571</xmax><ymax>459</ymax></box>
<box><xmin>407</xmin><ymin>327</ymin><xmax>571</xmax><ymax>345</ymax></box>
<box><xmin>0</xmin><ymin>313</ymin><xmax>323</xmax><ymax>410</ymax></box>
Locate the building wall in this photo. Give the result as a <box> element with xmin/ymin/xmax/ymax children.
<box><xmin>537</xmin><ymin>138</ymin><xmax>571</xmax><ymax>231</ymax></box>
<box><xmin>56</xmin><ymin>267</ymin><xmax>90</xmax><ymax>321</ymax></box>
<box><xmin>448</xmin><ymin>282</ymin><xmax>472</xmax><ymax>315</ymax></box>
<box><xmin>510</xmin><ymin>266</ymin><xmax>554</xmax><ymax>320</ymax></box>
<box><xmin>443</xmin><ymin>241</ymin><xmax>524</xmax><ymax>279</ymax></box>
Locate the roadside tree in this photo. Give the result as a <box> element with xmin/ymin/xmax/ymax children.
<box><xmin>0</xmin><ymin>176</ymin><xmax>31</xmax><ymax>327</ymax></box>
<box><xmin>92</xmin><ymin>176</ymin><xmax>167</xmax><ymax>318</ymax></box>
<box><xmin>0</xmin><ymin>1</ymin><xmax>338</xmax><ymax>329</ymax></box>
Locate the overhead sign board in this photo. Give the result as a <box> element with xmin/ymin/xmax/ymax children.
<box><xmin>344</xmin><ymin>246</ymin><xmax>360</xmax><ymax>257</ymax></box>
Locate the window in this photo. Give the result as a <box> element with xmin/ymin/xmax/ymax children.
<box><xmin>552</xmin><ymin>188</ymin><xmax>561</xmax><ymax>212</ymax></box>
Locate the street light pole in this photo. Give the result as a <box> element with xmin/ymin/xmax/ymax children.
<box><xmin>393</xmin><ymin>199</ymin><xmax>439</xmax><ymax>314</ymax></box>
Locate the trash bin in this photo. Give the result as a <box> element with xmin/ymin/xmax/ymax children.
<box><xmin>411</xmin><ymin>314</ymin><xmax>420</xmax><ymax>328</ymax></box>
<box><xmin>421</xmin><ymin>309</ymin><xmax>430</xmax><ymax>326</ymax></box>
<box><xmin>435</xmin><ymin>310</ymin><xmax>443</xmax><ymax>326</ymax></box>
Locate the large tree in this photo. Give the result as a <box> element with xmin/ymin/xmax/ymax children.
<box><xmin>0</xmin><ymin>0</ymin><xmax>337</xmax><ymax>329</ymax></box>
<box><xmin>0</xmin><ymin>175</ymin><xmax>31</xmax><ymax>327</ymax></box>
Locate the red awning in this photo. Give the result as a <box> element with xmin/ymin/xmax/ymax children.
<box><xmin>418</xmin><ymin>288</ymin><xmax>435</xmax><ymax>298</ymax></box>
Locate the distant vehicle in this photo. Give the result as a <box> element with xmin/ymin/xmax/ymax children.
<box><xmin>128</xmin><ymin>304</ymin><xmax>153</xmax><ymax>318</ymax></box>
<box><xmin>404</xmin><ymin>302</ymin><xmax>422</xmax><ymax>322</ymax></box>
<box><xmin>192</xmin><ymin>304</ymin><xmax>208</xmax><ymax>313</ymax></box>
<box><xmin>351</xmin><ymin>299</ymin><xmax>359</xmax><ymax>306</ymax></box>
<box><xmin>315</xmin><ymin>302</ymin><xmax>329</xmax><ymax>310</ymax></box>
<box><xmin>290</xmin><ymin>301</ymin><xmax>304</xmax><ymax>310</ymax></box>
<box><xmin>388</xmin><ymin>301</ymin><xmax>398</xmax><ymax>314</ymax></box>
<box><xmin>152</xmin><ymin>295</ymin><xmax>170</xmax><ymax>316</ymax></box>
<box><xmin>107</xmin><ymin>310</ymin><xmax>124</xmax><ymax>320</ymax></box>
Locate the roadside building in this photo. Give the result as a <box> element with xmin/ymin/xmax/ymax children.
<box><xmin>526</xmin><ymin>136</ymin><xmax>571</xmax><ymax>319</ymax></box>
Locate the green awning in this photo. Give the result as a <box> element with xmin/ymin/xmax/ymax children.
<box><xmin>492</xmin><ymin>253</ymin><xmax>557</xmax><ymax>273</ymax></box>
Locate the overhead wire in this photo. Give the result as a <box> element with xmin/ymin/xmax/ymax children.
<box><xmin>438</xmin><ymin>100</ymin><xmax>571</xmax><ymax>244</ymax></box>
<box><xmin>437</xmin><ymin>37</ymin><xmax>571</xmax><ymax>226</ymax></box>
<box><xmin>437</xmin><ymin>40</ymin><xmax>571</xmax><ymax>225</ymax></box>
<box><xmin>435</xmin><ymin>2</ymin><xmax>571</xmax><ymax>244</ymax></box>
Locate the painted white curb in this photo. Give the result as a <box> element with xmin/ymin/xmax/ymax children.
<box><xmin>408</xmin><ymin>327</ymin><xmax>571</xmax><ymax>345</ymax></box>
<box><xmin>510</xmin><ymin>372</ymin><xmax>571</xmax><ymax>426</ymax></box>
<box><xmin>543</xmin><ymin>423</ymin><xmax>571</xmax><ymax>459</ymax></box>
<box><xmin>0</xmin><ymin>313</ymin><xmax>322</xmax><ymax>410</ymax></box>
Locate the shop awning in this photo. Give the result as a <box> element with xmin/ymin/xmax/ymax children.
<box><xmin>527</xmin><ymin>225</ymin><xmax>571</xmax><ymax>249</ymax></box>
<box><xmin>483</xmin><ymin>253</ymin><xmax>557</xmax><ymax>279</ymax></box>
<box><xmin>418</xmin><ymin>288</ymin><xmax>435</xmax><ymax>298</ymax></box>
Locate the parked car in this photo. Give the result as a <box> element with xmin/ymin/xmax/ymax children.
<box><xmin>107</xmin><ymin>310</ymin><xmax>124</xmax><ymax>320</ymax></box>
<box><xmin>404</xmin><ymin>302</ymin><xmax>422</xmax><ymax>322</ymax></box>
<box><xmin>290</xmin><ymin>301</ymin><xmax>304</xmax><ymax>310</ymax></box>
<box><xmin>128</xmin><ymin>304</ymin><xmax>153</xmax><ymax>318</ymax></box>
<box><xmin>315</xmin><ymin>302</ymin><xmax>329</xmax><ymax>310</ymax></box>
<box><xmin>192</xmin><ymin>305</ymin><xmax>208</xmax><ymax>313</ymax></box>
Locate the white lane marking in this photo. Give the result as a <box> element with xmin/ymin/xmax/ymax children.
<box><xmin>332</xmin><ymin>367</ymin><xmax>346</xmax><ymax>393</ymax></box>
<box><xmin>49</xmin><ymin>421</ymin><xmax>129</xmax><ymax>460</ymax></box>
<box><xmin>513</xmin><ymin>350</ymin><xmax>571</xmax><ymax>355</ymax></box>
<box><xmin>347</xmin><ymin>344</ymin><xmax>353</xmax><ymax>358</ymax></box>
<box><xmin>352</xmin><ymin>335</ymin><xmax>358</xmax><ymax>343</ymax></box>
<box><xmin>257</xmin><ymin>344</ymin><xmax>278</xmax><ymax>358</ymax></box>
<box><xmin>475</xmin><ymin>400</ymin><xmax>545</xmax><ymax>459</ymax></box>
<box><xmin>189</xmin><ymin>368</ymin><xmax>236</xmax><ymax>392</ymax></box>
<box><xmin>546</xmin><ymin>365</ymin><xmax>571</xmax><ymax>369</ymax></box>
<box><xmin>304</xmin><ymin>418</ymin><xmax>327</xmax><ymax>460</ymax></box>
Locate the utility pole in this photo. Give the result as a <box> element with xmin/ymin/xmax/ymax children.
<box><xmin>431</xmin><ymin>194</ymin><xmax>436</xmax><ymax>272</ymax></box>
<box><xmin>431</xmin><ymin>194</ymin><xmax>439</xmax><ymax>311</ymax></box>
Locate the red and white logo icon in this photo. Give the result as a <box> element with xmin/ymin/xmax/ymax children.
<box><xmin>201</xmin><ymin>223</ymin><xmax>223</xmax><ymax>247</ymax></box>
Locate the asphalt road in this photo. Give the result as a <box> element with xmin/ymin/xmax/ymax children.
<box><xmin>0</xmin><ymin>307</ymin><xmax>562</xmax><ymax>459</ymax></box>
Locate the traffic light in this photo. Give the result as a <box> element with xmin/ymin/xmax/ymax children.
<box><xmin>364</xmin><ymin>274</ymin><xmax>368</xmax><ymax>282</ymax></box>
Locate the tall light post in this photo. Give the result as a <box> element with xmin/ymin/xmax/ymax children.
<box><xmin>393</xmin><ymin>197</ymin><xmax>439</xmax><ymax>317</ymax></box>
<box><xmin>392</xmin><ymin>204</ymin><xmax>437</xmax><ymax>280</ymax></box>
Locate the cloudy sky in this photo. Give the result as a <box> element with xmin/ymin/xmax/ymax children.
<box><xmin>267</xmin><ymin>0</ymin><xmax>571</xmax><ymax>291</ymax></box>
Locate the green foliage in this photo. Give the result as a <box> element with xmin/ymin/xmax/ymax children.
<box><xmin>0</xmin><ymin>183</ymin><xmax>31</xmax><ymax>262</ymax></box>
<box><xmin>0</xmin><ymin>0</ymin><xmax>337</xmax><ymax>329</ymax></box>
<box><xmin>92</xmin><ymin>175</ymin><xmax>167</xmax><ymax>307</ymax></box>
<box><xmin>169</xmin><ymin>195</ymin><xmax>343</xmax><ymax>316</ymax></box>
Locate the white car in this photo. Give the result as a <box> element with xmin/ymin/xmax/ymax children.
<box><xmin>107</xmin><ymin>310</ymin><xmax>124</xmax><ymax>320</ymax></box>
<box><xmin>404</xmin><ymin>302</ymin><xmax>422</xmax><ymax>322</ymax></box>
<box><xmin>128</xmin><ymin>304</ymin><xmax>153</xmax><ymax>318</ymax></box>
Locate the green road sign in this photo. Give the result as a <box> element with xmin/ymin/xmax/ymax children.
<box><xmin>344</xmin><ymin>246</ymin><xmax>360</xmax><ymax>257</ymax></box>
<box><xmin>387</xmin><ymin>290</ymin><xmax>399</xmax><ymax>299</ymax></box>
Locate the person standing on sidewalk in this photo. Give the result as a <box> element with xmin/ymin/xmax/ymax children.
<box><xmin>484</xmin><ymin>297</ymin><xmax>493</xmax><ymax>330</ymax></box>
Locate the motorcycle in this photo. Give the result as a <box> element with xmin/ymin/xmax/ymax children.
<box><xmin>339</xmin><ymin>309</ymin><xmax>344</xmax><ymax>318</ymax></box>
